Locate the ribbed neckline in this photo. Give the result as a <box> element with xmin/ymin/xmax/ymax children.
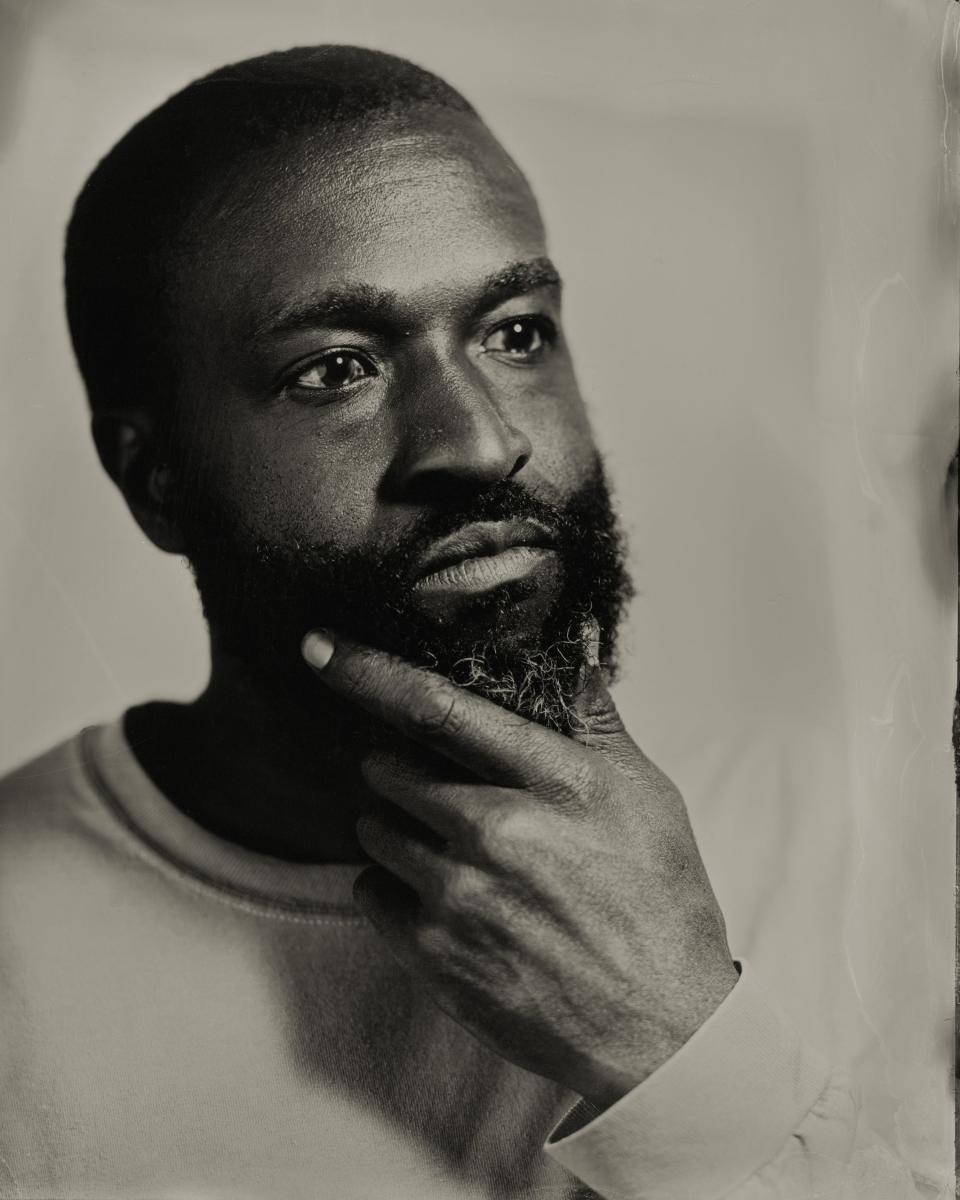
<box><xmin>79</xmin><ymin>719</ymin><xmax>365</xmax><ymax>918</ymax></box>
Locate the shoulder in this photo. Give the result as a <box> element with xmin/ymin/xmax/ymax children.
<box><xmin>0</xmin><ymin>725</ymin><xmax>118</xmax><ymax>856</ymax></box>
<box><xmin>0</xmin><ymin>726</ymin><xmax>80</xmax><ymax>798</ymax></box>
<box><xmin>0</xmin><ymin>722</ymin><xmax>147</xmax><ymax>970</ymax></box>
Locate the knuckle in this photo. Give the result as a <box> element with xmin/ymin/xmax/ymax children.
<box><xmin>475</xmin><ymin>806</ymin><xmax>537</xmax><ymax>857</ymax></box>
<box><xmin>469</xmin><ymin>803</ymin><xmax>515</xmax><ymax>858</ymax></box>
<box><xmin>414</xmin><ymin>917</ymin><xmax>451</xmax><ymax>959</ymax></box>
<box><xmin>573</xmin><ymin>697</ymin><xmax>626</xmax><ymax>739</ymax></box>
<box><xmin>438</xmin><ymin>867</ymin><xmax>485</xmax><ymax>913</ymax></box>
<box><xmin>402</xmin><ymin>679</ymin><xmax>464</xmax><ymax>740</ymax></box>
<box><xmin>547</xmin><ymin>754</ymin><xmax>605</xmax><ymax>809</ymax></box>
<box><xmin>338</xmin><ymin>646</ymin><xmax>381</xmax><ymax>693</ymax></box>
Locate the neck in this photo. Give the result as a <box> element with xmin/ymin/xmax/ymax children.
<box><xmin>124</xmin><ymin>644</ymin><xmax>374</xmax><ymax>863</ymax></box>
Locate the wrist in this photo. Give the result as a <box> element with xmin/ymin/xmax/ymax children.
<box><xmin>574</xmin><ymin>960</ymin><xmax>741</xmax><ymax>1111</ymax></box>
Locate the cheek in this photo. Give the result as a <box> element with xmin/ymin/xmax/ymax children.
<box><xmin>521</xmin><ymin>384</ymin><xmax>598</xmax><ymax>493</ymax></box>
<box><xmin>176</xmin><ymin>401</ymin><xmax>383</xmax><ymax>549</ymax></box>
<box><xmin>248</xmin><ymin>447</ymin><xmax>381</xmax><ymax>549</ymax></box>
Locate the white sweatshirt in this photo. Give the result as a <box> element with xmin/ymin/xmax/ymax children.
<box><xmin>0</xmin><ymin>721</ymin><xmax>943</xmax><ymax>1199</ymax></box>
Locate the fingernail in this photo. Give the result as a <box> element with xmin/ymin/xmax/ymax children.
<box><xmin>302</xmin><ymin>629</ymin><xmax>335</xmax><ymax>671</ymax></box>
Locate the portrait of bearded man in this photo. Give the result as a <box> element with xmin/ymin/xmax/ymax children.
<box><xmin>0</xmin><ymin>12</ymin><xmax>954</xmax><ymax>1200</ymax></box>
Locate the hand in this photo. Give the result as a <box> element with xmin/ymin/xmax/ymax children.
<box><xmin>302</xmin><ymin>627</ymin><xmax>739</xmax><ymax>1110</ymax></box>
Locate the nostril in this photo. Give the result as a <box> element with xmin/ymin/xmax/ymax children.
<box><xmin>509</xmin><ymin>450</ymin><xmax>530</xmax><ymax>478</ymax></box>
<box><xmin>504</xmin><ymin>422</ymin><xmax>533</xmax><ymax>478</ymax></box>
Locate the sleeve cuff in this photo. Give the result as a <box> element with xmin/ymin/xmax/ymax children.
<box><xmin>543</xmin><ymin>960</ymin><xmax>834</xmax><ymax>1200</ymax></box>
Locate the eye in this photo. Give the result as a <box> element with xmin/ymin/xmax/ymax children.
<box><xmin>289</xmin><ymin>350</ymin><xmax>377</xmax><ymax>392</ymax></box>
<box><xmin>482</xmin><ymin>316</ymin><xmax>555</xmax><ymax>362</ymax></box>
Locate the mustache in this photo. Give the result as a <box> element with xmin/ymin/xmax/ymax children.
<box><xmin>226</xmin><ymin>462</ymin><xmax>620</xmax><ymax>623</ymax></box>
<box><xmin>369</xmin><ymin>479</ymin><xmax>583</xmax><ymax>582</ymax></box>
<box><xmin>182</xmin><ymin>455</ymin><xmax>624</xmax><ymax>624</ymax></box>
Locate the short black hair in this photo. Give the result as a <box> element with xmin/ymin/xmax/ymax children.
<box><xmin>64</xmin><ymin>45</ymin><xmax>479</xmax><ymax>418</ymax></box>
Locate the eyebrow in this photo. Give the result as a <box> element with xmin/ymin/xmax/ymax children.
<box><xmin>247</xmin><ymin>256</ymin><xmax>562</xmax><ymax>344</ymax></box>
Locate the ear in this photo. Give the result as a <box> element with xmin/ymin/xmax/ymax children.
<box><xmin>91</xmin><ymin>410</ymin><xmax>187</xmax><ymax>554</ymax></box>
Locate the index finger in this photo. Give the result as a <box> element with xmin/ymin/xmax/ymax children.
<box><xmin>301</xmin><ymin>629</ymin><xmax>566</xmax><ymax>788</ymax></box>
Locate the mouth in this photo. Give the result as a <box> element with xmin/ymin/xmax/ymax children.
<box><xmin>412</xmin><ymin>520</ymin><xmax>557</xmax><ymax>597</ymax></box>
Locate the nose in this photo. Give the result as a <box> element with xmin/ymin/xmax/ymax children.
<box><xmin>386</xmin><ymin>347</ymin><xmax>533</xmax><ymax>501</ymax></box>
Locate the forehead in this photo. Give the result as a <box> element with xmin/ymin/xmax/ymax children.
<box><xmin>181</xmin><ymin>111</ymin><xmax>548</xmax><ymax>331</ymax></box>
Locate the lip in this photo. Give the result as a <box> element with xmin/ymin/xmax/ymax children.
<box><xmin>414</xmin><ymin>545</ymin><xmax>556</xmax><ymax>596</ymax></box>
<box><xmin>411</xmin><ymin>519</ymin><xmax>556</xmax><ymax>590</ymax></box>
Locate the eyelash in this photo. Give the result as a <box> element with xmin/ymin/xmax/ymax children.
<box><xmin>279</xmin><ymin>313</ymin><xmax>559</xmax><ymax>400</ymax></box>
<box><xmin>483</xmin><ymin>314</ymin><xmax>558</xmax><ymax>358</ymax></box>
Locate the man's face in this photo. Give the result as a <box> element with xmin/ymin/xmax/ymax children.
<box><xmin>165</xmin><ymin>109</ymin><xmax>630</xmax><ymax>730</ymax></box>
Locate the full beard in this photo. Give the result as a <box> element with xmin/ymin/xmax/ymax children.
<box><xmin>178</xmin><ymin>457</ymin><xmax>633</xmax><ymax>735</ymax></box>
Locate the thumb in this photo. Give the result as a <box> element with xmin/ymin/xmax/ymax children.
<box><xmin>568</xmin><ymin>617</ymin><xmax>632</xmax><ymax>755</ymax></box>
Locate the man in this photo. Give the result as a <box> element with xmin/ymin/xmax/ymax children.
<box><xmin>0</xmin><ymin>45</ymin><xmax>932</xmax><ymax>1199</ymax></box>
